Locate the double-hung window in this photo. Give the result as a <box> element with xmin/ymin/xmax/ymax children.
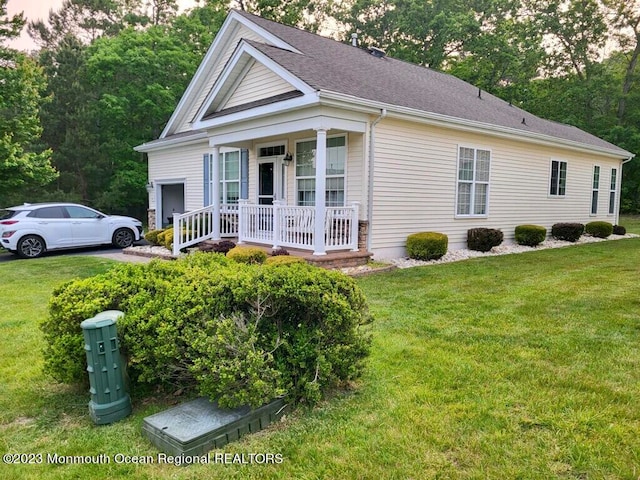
<box><xmin>591</xmin><ymin>165</ymin><xmax>600</xmax><ymax>214</ymax></box>
<box><xmin>220</xmin><ymin>150</ymin><xmax>240</xmax><ymax>204</ymax></box>
<box><xmin>206</xmin><ymin>149</ymin><xmax>245</xmax><ymax>205</ymax></box>
<box><xmin>456</xmin><ymin>146</ymin><xmax>491</xmax><ymax>216</ymax></box>
<box><xmin>295</xmin><ymin>136</ymin><xmax>346</xmax><ymax>207</ymax></box>
<box><xmin>609</xmin><ymin>168</ymin><xmax>618</xmax><ymax>214</ymax></box>
<box><xmin>550</xmin><ymin>160</ymin><xmax>567</xmax><ymax>196</ymax></box>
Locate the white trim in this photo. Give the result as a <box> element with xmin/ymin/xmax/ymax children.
<box><xmin>209</xmin><ymin>115</ymin><xmax>366</xmax><ymax>146</ymax></box>
<box><xmin>294</xmin><ymin>133</ymin><xmax>348</xmax><ymax>208</ymax></box>
<box><xmin>590</xmin><ymin>164</ymin><xmax>601</xmax><ymax>216</ymax></box>
<box><xmin>318</xmin><ymin>91</ymin><xmax>632</xmax><ymax>160</ymax></box>
<box><xmin>160</xmin><ymin>11</ymin><xmax>300</xmax><ymax>138</ymax></box>
<box><xmin>153</xmin><ymin>178</ymin><xmax>186</xmax><ymax>230</ymax></box>
<box><xmin>135</xmin><ymin>132</ymin><xmax>208</xmax><ymax>153</ymax></box>
<box><xmin>454</xmin><ymin>145</ymin><xmax>492</xmax><ymax>218</ymax></box>
<box><xmin>193</xmin><ymin>41</ymin><xmax>315</xmax><ymax>127</ymax></box>
<box><xmin>548</xmin><ymin>159</ymin><xmax>568</xmax><ymax>198</ymax></box>
<box><xmin>195</xmin><ymin>93</ymin><xmax>319</xmax><ymax>131</ymax></box>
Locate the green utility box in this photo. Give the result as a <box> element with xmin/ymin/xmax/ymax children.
<box><xmin>81</xmin><ymin>310</ymin><xmax>132</xmax><ymax>425</ymax></box>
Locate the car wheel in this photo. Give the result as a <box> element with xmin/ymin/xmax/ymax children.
<box><xmin>112</xmin><ymin>228</ymin><xmax>135</xmax><ymax>248</ymax></box>
<box><xmin>17</xmin><ymin>235</ymin><xmax>46</xmax><ymax>259</ymax></box>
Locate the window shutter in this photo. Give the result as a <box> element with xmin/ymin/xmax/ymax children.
<box><xmin>240</xmin><ymin>149</ymin><xmax>249</xmax><ymax>200</ymax></box>
<box><xmin>203</xmin><ymin>153</ymin><xmax>210</xmax><ymax>206</ymax></box>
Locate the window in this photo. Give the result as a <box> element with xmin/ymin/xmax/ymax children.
<box><xmin>550</xmin><ymin>160</ymin><xmax>567</xmax><ymax>196</ymax></box>
<box><xmin>609</xmin><ymin>168</ymin><xmax>618</xmax><ymax>215</ymax></box>
<box><xmin>295</xmin><ymin>136</ymin><xmax>346</xmax><ymax>207</ymax></box>
<box><xmin>28</xmin><ymin>206</ymin><xmax>67</xmax><ymax>219</ymax></box>
<box><xmin>456</xmin><ymin>147</ymin><xmax>490</xmax><ymax>216</ymax></box>
<box><xmin>208</xmin><ymin>150</ymin><xmax>242</xmax><ymax>204</ymax></box>
<box><xmin>591</xmin><ymin>165</ymin><xmax>600</xmax><ymax>214</ymax></box>
<box><xmin>220</xmin><ymin>150</ymin><xmax>240</xmax><ymax>204</ymax></box>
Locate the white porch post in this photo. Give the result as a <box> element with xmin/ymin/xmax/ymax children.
<box><xmin>272</xmin><ymin>200</ymin><xmax>284</xmax><ymax>249</ymax></box>
<box><xmin>350</xmin><ymin>201</ymin><xmax>360</xmax><ymax>251</ymax></box>
<box><xmin>237</xmin><ymin>199</ymin><xmax>247</xmax><ymax>244</ymax></box>
<box><xmin>313</xmin><ymin>128</ymin><xmax>327</xmax><ymax>255</ymax></box>
<box><xmin>211</xmin><ymin>146</ymin><xmax>221</xmax><ymax>240</ymax></box>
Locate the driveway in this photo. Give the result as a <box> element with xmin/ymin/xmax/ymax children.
<box><xmin>0</xmin><ymin>241</ymin><xmax>155</xmax><ymax>264</ymax></box>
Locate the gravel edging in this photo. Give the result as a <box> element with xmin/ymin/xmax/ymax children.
<box><xmin>389</xmin><ymin>233</ymin><xmax>638</xmax><ymax>269</ymax></box>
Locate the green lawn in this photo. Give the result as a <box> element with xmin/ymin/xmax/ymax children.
<box><xmin>1</xmin><ymin>239</ymin><xmax>639</xmax><ymax>479</ymax></box>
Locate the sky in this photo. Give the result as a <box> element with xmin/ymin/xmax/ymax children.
<box><xmin>5</xmin><ymin>0</ymin><xmax>198</xmax><ymax>51</ymax></box>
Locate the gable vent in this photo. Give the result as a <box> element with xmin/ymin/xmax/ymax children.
<box><xmin>368</xmin><ymin>46</ymin><xmax>386</xmax><ymax>58</ymax></box>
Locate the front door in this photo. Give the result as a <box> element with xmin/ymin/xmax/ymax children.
<box><xmin>258</xmin><ymin>162</ymin><xmax>275</xmax><ymax>205</ymax></box>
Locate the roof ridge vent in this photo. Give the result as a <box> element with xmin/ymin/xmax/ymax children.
<box><xmin>368</xmin><ymin>46</ymin><xmax>386</xmax><ymax>58</ymax></box>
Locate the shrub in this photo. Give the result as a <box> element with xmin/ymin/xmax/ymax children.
<box><xmin>514</xmin><ymin>225</ymin><xmax>546</xmax><ymax>247</ymax></box>
<box><xmin>467</xmin><ymin>228</ymin><xmax>504</xmax><ymax>252</ymax></box>
<box><xmin>144</xmin><ymin>229</ymin><xmax>164</xmax><ymax>246</ymax></box>
<box><xmin>585</xmin><ymin>221</ymin><xmax>613</xmax><ymax>238</ymax></box>
<box><xmin>227</xmin><ymin>246</ymin><xmax>267</xmax><ymax>264</ymax></box>
<box><xmin>42</xmin><ymin>255</ymin><xmax>371</xmax><ymax>408</ymax></box>
<box><xmin>406</xmin><ymin>232</ymin><xmax>448</xmax><ymax>260</ymax></box>
<box><xmin>613</xmin><ymin>225</ymin><xmax>627</xmax><ymax>235</ymax></box>
<box><xmin>212</xmin><ymin>240</ymin><xmax>236</xmax><ymax>255</ymax></box>
<box><xmin>271</xmin><ymin>247</ymin><xmax>290</xmax><ymax>256</ymax></box>
<box><xmin>551</xmin><ymin>223</ymin><xmax>585</xmax><ymax>242</ymax></box>
<box><xmin>265</xmin><ymin>256</ymin><xmax>305</xmax><ymax>266</ymax></box>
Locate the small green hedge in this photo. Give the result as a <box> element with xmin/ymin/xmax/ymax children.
<box><xmin>42</xmin><ymin>254</ymin><xmax>371</xmax><ymax>408</ymax></box>
<box><xmin>613</xmin><ymin>225</ymin><xmax>627</xmax><ymax>235</ymax></box>
<box><xmin>552</xmin><ymin>223</ymin><xmax>585</xmax><ymax>242</ymax></box>
<box><xmin>467</xmin><ymin>228</ymin><xmax>504</xmax><ymax>252</ymax></box>
<box><xmin>227</xmin><ymin>246</ymin><xmax>268</xmax><ymax>264</ymax></box>
<box><xmin>585</xmin><ymin>221</ymin><xmax>613</xmax><ymax>238</ymax></box>
<box><xmin>406</xmin><ymin>232</ymin><xmax>448</xmax><ymax>260</ymax></box>
<box><xmin>144</xmin><ymin>229</ymin><xmax>164</xmax><ymax>246</ymax></box>
<box><xmin>515</xmin><ymin>225</ymin><xmax>546</xmax><ymax>247</ymax></box>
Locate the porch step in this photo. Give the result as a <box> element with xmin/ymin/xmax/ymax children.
<box><xmin>302</xmin><ymin>250</ymin><xmax>373</xmax><ymax>269</ymax></box>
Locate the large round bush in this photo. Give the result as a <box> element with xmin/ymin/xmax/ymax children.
<box><xmin>42</xmin><ymin>253</ymin><xmax>371</xmax><ymax>408</ymax></box>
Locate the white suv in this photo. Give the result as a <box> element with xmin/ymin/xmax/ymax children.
<box><xmin>0</xmin><ymin>203</ymin><xmax>144</xmax><ymax>258</ymax></box>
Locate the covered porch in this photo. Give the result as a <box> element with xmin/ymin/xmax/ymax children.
<box><xmin>169</xmin><ymin>117</ymin><xmax>369</xmax><ymax>257</ymax></box>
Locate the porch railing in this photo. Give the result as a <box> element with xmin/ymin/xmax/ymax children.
<box><xmin>172</xmin><ymin>204</ymin><xmax>238</xmax><ymax>255</ymax></box>
<box><xmin>172</xmin><ymin>202</ymin><xmax>359</xmax><ymax>255</ymax></box>
<box><xmin>238</xmin><ymin>201</ymin><xmax>359</xmax><ymax>252</ymax></box>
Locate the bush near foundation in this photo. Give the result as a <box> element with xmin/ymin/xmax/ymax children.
<box><xmin>515</xmin><ymin>225</ymin><xmax>547</xmax><ymax>247</ymax></box>
<box><xmin>227</xmin><ymin>246</ymin><xmax>268</xmax><ymax>264</ymax></box>
<box><xmin>551</xmin><ymin>223</ymin><xmax>585</xmax><ymax>242</ymax></box>
<box><xmin>613</xmin><ymin>225</ymin><xmax>627</xmax><ymax>235</ymax></box>
<box><xmin>406</xmin><ymin>232</ymin><xmax>448</xmax><ymax>260</ymax></box>
<box><xmin>585</xmin><ymin>221</ymin><xmax>613</xmax><ymax>238</ymax></box>
<box><xmin>467</xmin><ymin>228</ymin><xmax>504</xmax><ymax>252</ymax></box>
<box><xmin>42</xmin><ymin>254</ymin><xmax>371</xmax><ymax>408</ymax></box>
<box><xmin>144</xmin><ymin>229</ymin><xmax>164</xmax><ymax>246</ymax></box>
<box><xmin>265</xmin><ymin>255</ymin><xmax>305</xmax><ymax>266</ymax></box>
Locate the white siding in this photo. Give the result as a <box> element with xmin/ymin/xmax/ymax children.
<box><xmin>175</xmin><ymin>25</ymin><xmax>264</xmax><ymax>134</ymax></box>
<box><xmin>370</xmin><ymin>118</ymin><xmax>623</xmax><ymax>258</ymax></box>
<box><xmin>223</xmin><ymin>61</ymin><xmax>295</xmax><ymax>109</ymax></box>
<box><xmin>148</xmin><ymin>141</ymin><xmax>209</xmax><ymax>212</ymax></box>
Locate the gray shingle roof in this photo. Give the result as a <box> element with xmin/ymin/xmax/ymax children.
<box><xmin>235</xmin><ymin>10</ymin><xmax>630</xmax><ymax>157</ymax></box>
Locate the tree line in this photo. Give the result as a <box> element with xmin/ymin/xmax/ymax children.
<box><xmin>2</xmin><ymin>0</ymin><xmax>640</xmax><ymax>217</ymax></box>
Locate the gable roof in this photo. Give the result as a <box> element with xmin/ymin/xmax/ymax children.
<box><xmin>145</xmin><ymin>9</ymin><xmax>631</xmax><ymax>158</ymax></box>
<box><xmin>226</xmin><ymin>10</ymin><xmax>630</xmax><ymax>158</ymax></box>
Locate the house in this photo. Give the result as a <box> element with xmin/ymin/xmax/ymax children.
<box><xmin>135</xmin><ymin>9</ymin><xmax>634</xmax><ymax>259</ymax></box>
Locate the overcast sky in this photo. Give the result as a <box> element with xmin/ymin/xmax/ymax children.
<box><xmin>6</xmin><ymin>0</ymin><xmax>198</xmax><ymax>51</ymax></box>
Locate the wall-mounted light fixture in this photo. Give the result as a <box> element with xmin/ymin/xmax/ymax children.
<box><xmin>282</xmin><ymin>152</ymin><xmax>293</xmax><ymax>165</ymax></box>
<box><xmin>145</xmin><ymin>181</ymin><xmax>154</xmax><ymax>193</ymax></box>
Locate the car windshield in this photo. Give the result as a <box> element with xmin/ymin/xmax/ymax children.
<box><xmin>0</xmin><ymin>209</ymin><xmax>17</xmax><ymax>220</ymax></box>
